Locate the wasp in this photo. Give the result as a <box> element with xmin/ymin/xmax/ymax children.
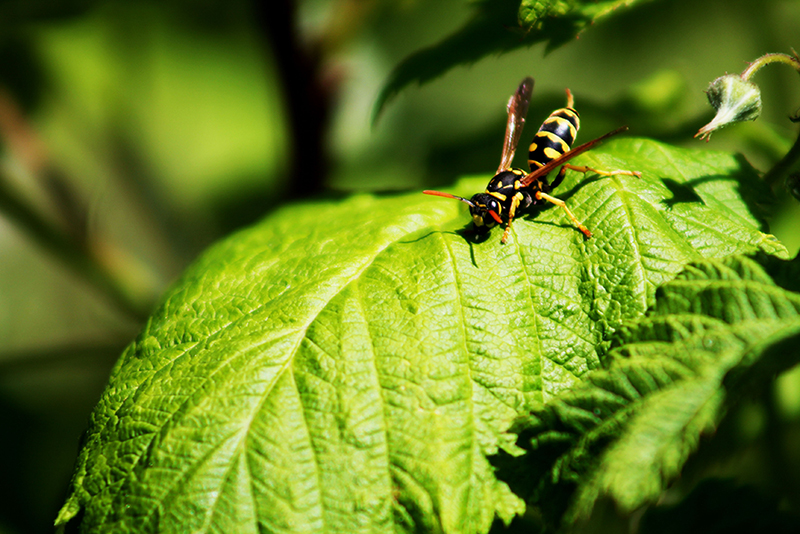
<box><xmin>424</xmin><ymin>77</ymin><xmax>640</xmax><ymax>243</ymax></box>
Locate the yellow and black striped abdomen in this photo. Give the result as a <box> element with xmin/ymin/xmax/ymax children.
<box><xmin>527</xmin><ymin>107</ymin><xmax>580</xmax><ymax>169</ymax></box>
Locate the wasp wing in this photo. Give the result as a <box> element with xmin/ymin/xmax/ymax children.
<box><xmin>519</xmin><ymin>126</ymin><xmax>629</xmax><ymax>187</ymax></box>
<box><xmin>497</xmin><ymin>77</ymin><xmax>534</xmax><ymax>174</ymax></box>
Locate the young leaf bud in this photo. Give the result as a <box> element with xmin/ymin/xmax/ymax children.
<box><xmin>695</xmin><ymin>74</ymin><xmax>762</xmax><ymax>141</ymax></box>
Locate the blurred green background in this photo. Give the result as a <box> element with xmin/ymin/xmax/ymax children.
<box><xmin>0</xmin><ymin>0</ymin><xmax>799</xmax><ymax>532</ymax></box>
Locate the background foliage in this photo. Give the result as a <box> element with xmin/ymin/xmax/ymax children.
<box><xmin>0</xmin><ymin>0</ymin><xmax>799</xmax><ymax>533</ymax></box>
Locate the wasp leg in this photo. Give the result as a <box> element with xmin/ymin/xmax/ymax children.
<box><xmin>501</xmin><ymin>192</ymin><xmax>524</xmax><ymax>244</ymax></box>
<box><xmin>562</xmin><ymin>164</ymin><xmax>641</xmax><ymax>178</ymax></box>
<box><xmin>549</xmin><ymin>165</ymin><xmax>569</xmax><ymax>189</ymax></box>
<box><xmin>535</xmin><ymin>191</ymin><xmax>592</xmax><ymax>238</ymax></box>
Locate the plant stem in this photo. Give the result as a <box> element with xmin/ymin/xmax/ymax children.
<box><xmin>741</xmin><ymin>52</ymin><xmax>800</xmax><ymax>81</ymax></box>
<box><xmin>741</xmin><ymin>52</ymin><xmax>800</xmax><ymax>191</ymax></box>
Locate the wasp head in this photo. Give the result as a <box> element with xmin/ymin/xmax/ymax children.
<box><xmin>467</xmin><ymin>193</ymin><xmax>503</xmax><ymax>231</ymax></box>
<box><xmin>423</xmin><ymin>189</ymin><xmax>504</xmax><ymax>233</ymax></box>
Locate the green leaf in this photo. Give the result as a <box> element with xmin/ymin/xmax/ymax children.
<box><xmin>518</xmin><ymin>0</ymin><xmax>577</xmax><ymax>28</ymax></box>
<box><xmin>56</xmin><ymin>138</ymin><xmax>786</xmax><ymax>533</ymax></box>
<box><xmin>373</xmin><ymin>0</ymin><xmax>648</xmax><ymax>119</ymax></box>
<box><xmin>518</xmin><ymin>0</ymin><xmax>643</xmax><ymax>29</ymax></box>
<box><xmin>514</xmin><ymin>254</ymin><xmax>800</xmax><ymax>528</ymax></box>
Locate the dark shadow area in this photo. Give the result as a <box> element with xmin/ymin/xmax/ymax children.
<box><xmin>655</xmin><ymin>157</ymin><xmax>774</xmax><ymax>233</ymax></box>
<box><xmin>490</xmin><ymin>430</ymin><xmax>579</xmax><ymax>533</ymax></box>
<box><xmin>758</xmin><ymin>251</ymin><xmax>800</xmax><ymax>293</ymax></box>
<box><xmin>660</xmin><ymin>176</ymin><xmax>706</xmax><ymax>207</ymax></box>
<box><xmin>0</xmin><ymin>396</ymin><xmax>36</xmax><ymax>533</ymax></box>
<box><xmin>0</xmin><ymin>36</ymin><xmax>47</xmax><ymax>113</ymax></box>
<box><xmin>639</xmin><ymin>479</ymin><xmax>800</xmax><ymax>534</ymax></box>
<box><xmin>0</xmin><ymin>343</ymin><xmax>123</xmax><ymax>534</ymax></box>
<box><xmin>730</xmin><ymin>153</ymin><xmax>778</xmax><ymax>227</ymax></box>
<box><xmin>457</xmin><ymin>226</ymin><xmax>491</xmax><ymax>244</ymax></box>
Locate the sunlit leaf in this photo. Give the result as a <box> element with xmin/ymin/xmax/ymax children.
<box><xmin>514</xmin><ymin>254</ymin><xmax>800</xmax><ymax>528</ymax></box>
<box><xmin>56</xmin><ymin>138</ymin><xmax>786</xmax><ymax>533</ymax></box>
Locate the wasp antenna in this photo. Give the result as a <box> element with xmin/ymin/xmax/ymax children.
<box><xmin>565</xmin><ymin>88</ymin><xmax>575</xmax><ymax>109</ymax></box>
<box><xmin>423</xmin><ymin>190</ymin><xmax>475</xmax><ymax>207</ymax></box>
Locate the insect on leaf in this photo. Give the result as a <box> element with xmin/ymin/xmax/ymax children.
<box><xmin>57</xmin><ymin>138</ymin><xmax>787</xmax><ymax>534</ymax></box>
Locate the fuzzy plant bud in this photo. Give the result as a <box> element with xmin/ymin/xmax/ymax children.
<box><xmin>695</xmin><ymin>74</ymin><xmax>762</xmax><ymax>141</ymax></box>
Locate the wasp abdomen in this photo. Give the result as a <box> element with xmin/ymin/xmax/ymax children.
<box><xmin>528</xmin><ymin>107</ymin><xmax>580</xmax><ymax>169</ymax></box>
